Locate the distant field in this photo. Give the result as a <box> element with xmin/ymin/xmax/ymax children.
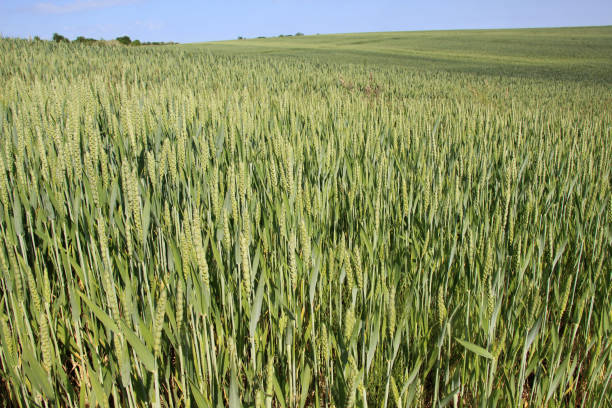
<box><xmin>187</xmin><ymin>26</ymin><xmax>612</xmax><ymax>83</ymax></box>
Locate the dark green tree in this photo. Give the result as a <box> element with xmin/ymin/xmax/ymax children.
<box><xmin>52</xmin><ymin>33</ymin><xmax>69</xmax><ymax>43</ymax></box>
<box><xmin>116</xmin><ymin>35</ymin><xmax>131</xmax><ymax>45</ymax></box>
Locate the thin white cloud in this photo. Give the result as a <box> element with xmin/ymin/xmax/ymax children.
<box><xmin>31</xmin><ymin>0</ymin><xmax>140</xmax><ymax>14</ymax></box>
<box><xmin>135</xmin><ymin>19</ymin><xmax>164</xmax><ymax>32</ymax></box>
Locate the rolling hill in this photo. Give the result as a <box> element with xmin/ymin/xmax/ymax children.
<box><xmin>186</xmin><ymin>26</ymin><xmax>612</xmax><ymax>83</ymax></box>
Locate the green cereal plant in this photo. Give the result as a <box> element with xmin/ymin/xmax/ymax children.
<box><xmin>0</xmin><ymin>35</ymin><xmax>610</xmax><ymax>407</ymax></box>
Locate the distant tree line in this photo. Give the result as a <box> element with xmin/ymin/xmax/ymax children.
<box><xmin>279</xmin><ymin>32</ymin><xmax>304</xmax><ymax>37</ymax></box>
<box><xmin>238</xmin><ymin>32</ymin><xmax>304</xmax><ymax>40</ymax></box>
<box><xmin>50</xmin><ymin>33</ymin><xmax>176</xmax><ymax>45</ymax></box>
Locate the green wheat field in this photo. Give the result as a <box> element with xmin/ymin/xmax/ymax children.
<box><xmin>0</xmin><ymin>26</ymin><xmax>611</xmax><ymax>407</ymax></box>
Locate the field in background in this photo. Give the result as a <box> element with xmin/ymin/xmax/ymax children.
<box><xmin>0</xmin><ymin>26</ymin><xmax>611</xmax><ymax>407</ymax></box>
<box><xmin>189</xmin><ymin>26</ymin><xmax>612</xmax><ymax>83</ymax></box>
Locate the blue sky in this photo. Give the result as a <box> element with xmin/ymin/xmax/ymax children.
<box><xmin>1</xmin><ymin>0</ymin><xmax>611</xmax><ymax>43</ymax></box>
